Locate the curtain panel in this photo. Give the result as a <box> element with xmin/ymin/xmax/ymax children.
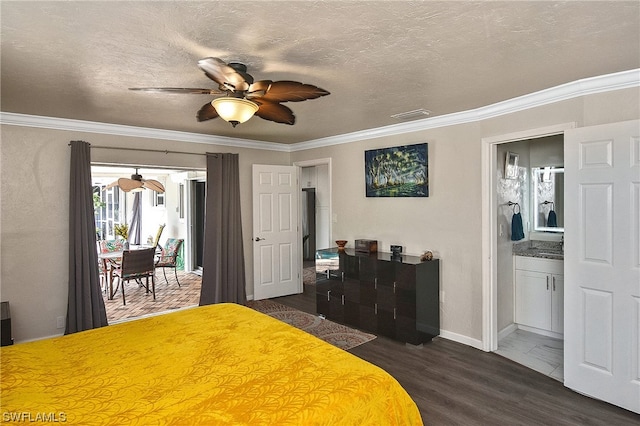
<box><xmin>199</xmin><ymin>153</ymin><xmax>247</xmax><ymax>305</ymax></box>
<box><xmin>66</xmin><ymin>141</ymin><xmax>108</xmax><ymax>334</ymax></box>
<box><xmin>128</xmin><ymin>192</ymin><xmax>142</xmax><ymax>245</ymax></box>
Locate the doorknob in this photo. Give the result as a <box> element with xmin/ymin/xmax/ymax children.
<box><xmin>254</xmin><ymin>237</ymin><xmax>265</xmax><ymax>242</ymax></box>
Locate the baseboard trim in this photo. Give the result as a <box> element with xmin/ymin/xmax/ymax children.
<box><xmin>498</xmin><ymin>323</ymin><xmax>519</xmax><ymax>341</ymax></box>
<box><xmin>517</xmin><ymin>324</ymin><xmax>564</xmax><ymax>340</ymax></box>
<box><xmin>15</xmin><ymin>333</ymin><xmax>64</xmax><ymax>344</ymax></box>
<box><xmin>439</xmin><ymin>329</ymin><xmax>484</xmax><ymax>351</ymax></box>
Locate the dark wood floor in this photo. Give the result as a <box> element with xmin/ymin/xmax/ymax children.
<box><xmin>274</xmin><ymin>285</ymin><xmax>640</xmax><ymax>426</ymax></box>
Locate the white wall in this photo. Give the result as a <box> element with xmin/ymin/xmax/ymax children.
<box><xmin>0</xmin><ymin>128</ymin><xmax>289</xmax><ymax>341</ymax></box>
<box><xmin>292</xmin><ymin>122</ymin><xmax>486</xmax><ymax>342</ymax></box>
<box><xmin>1</xmin><ymin>86</ymin><xmax>638</xmax><ymax>344</ymax></box>
<box><xmin>291</xmin><ymin>87</ymin><xmax>639</xmax><ymax>344</ymax></box>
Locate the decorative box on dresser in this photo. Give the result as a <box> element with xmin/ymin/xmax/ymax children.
<box><xmin>315</xmin><ymin>248</ymin><xmax>440</xmax><ymax>345</ymax></box>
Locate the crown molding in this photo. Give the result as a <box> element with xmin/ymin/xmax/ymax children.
<box><xmin>2</xmin><ymin>69</ymin><xmax>638</xmax><ymax>153</ymax></box>
<box><xmin>0</xmin><ymin>113</ymin><xmax>291</xmax><ymax>152</ymax></box>
<box><xmin>290</xmin><ymin>68</ymin><xmax>640</xmax><ymax>151</ymax></box>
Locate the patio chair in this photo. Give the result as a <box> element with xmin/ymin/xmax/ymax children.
<box><xmin>155</xmin><ymin>238</ymin><xmax>184</xmax><ymax>287</ymax></box>
<box><xmin>152</xmin><ymin>224</ymin><xmax>165</xmax><ymax>248</ymax></box>
<box><xmin>99</xmin><ymin>239</ymin><xmax>128</xmax><ymax>253</ymax></box>
<box><xmin>112</xmin><ymin>247</ymin><xmax>156</xmax><ymax>305</ymax></box>
<box><xmin>98</xmin><ymin>239</ymin><xmax>128</xmax><ymax>296</ymax></box>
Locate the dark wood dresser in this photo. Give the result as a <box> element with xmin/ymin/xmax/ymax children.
<box><xmin>315</xmin><ymin>248</ymin><xmax>440</xmax><ymax>344</ymax></box>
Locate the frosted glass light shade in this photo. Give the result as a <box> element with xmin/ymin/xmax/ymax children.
<box><xmin>211</xmin><ymin>97</ymin><xmax>259</xmax><ymax>126</ymax></box>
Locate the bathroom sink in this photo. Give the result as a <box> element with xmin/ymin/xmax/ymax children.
<box><xmin>513</xmin><ymin>241</ymin><xmax>564</xmax><ymax>259</ymax></box>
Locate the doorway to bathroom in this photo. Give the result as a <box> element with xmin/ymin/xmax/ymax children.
<box><xmin>493</xmin><ymin>136</ymin><xmax>565</xmax><ymax>381</ymax></box>
<box><xmin>481</xmin><ymin>123</ymin><xmax>570</xmax><ymax>381</ymax></box>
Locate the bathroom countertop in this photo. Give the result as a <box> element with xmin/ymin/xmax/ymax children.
<box><xmin>512</xmin><ymin>241</ymin><xmax>564</xmax><ymax>261</ymax></box>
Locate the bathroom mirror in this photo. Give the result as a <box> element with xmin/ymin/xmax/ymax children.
<box><xmin>532</xmin><ymin>167</ymin><xmax>564</xmax><ymax>233</ymax></box>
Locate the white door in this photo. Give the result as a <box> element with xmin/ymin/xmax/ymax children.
<box><xmin>252</xmin><ymin>164</ymin><xmax>301</xmax><ymax>300</ymax></box>
<box><xmin>564</xmin><ymin>119</ymin><xmax>640</xmax><ymax>413</ymax></box>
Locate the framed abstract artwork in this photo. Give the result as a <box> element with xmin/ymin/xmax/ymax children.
<box><xmin>365</xmin><ymin>143</ymin><xmax>428</xmax><ymax>197</ymax></box>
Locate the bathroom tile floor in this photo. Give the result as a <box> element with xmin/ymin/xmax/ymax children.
<box><xmin>496</xmin><ymin>329</ymin><xmax>564</xmax><ymax>382</ymax></box>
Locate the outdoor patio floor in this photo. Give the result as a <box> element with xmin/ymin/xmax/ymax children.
<box><xmin>103</xmin><ymin>270</ymin><xmax>202</xmax><ymax>323</ymax></box>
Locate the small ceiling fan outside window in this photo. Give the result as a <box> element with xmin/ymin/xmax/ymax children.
<box><xmin>104</xmin><ymin>169</ymin><xmax>165</xmax><ymax>193</ymax></box>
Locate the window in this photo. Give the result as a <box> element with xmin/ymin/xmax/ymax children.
<box><xmin>178</xmin><ymin>183</ymin><xmax>185</xmax><ymax>219</ymax></box>
<box><xmin>93</xmin><ymin>184</ymin><xmax>125</xmax><ymax>240</ymax></box>
<box><xmin>153</xmin><ymin>191</ymin><xmax>165</xmax><ymax>207</ymax></box>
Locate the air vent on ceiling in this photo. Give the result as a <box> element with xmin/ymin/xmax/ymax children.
<box><xmin>390</xmin><ymin>109</ymin><xmax>431</xmax><ymax>121</ymax></box>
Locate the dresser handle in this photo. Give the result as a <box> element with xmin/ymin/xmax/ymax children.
<box><xmin>375</xmin><ymin>303</ymin><xmax>378</xmax><ymax>315</ymax></box>
<box><xmin>393</xmin><ymin>282</ymin><xmax>396</xmax><ymax>293</ymax></box>
<box><xmin>374</xmin><ymin>278</ymin><xmax>377</xmax><ymax>289</ymax></box>
<box><xmin>341</xmin><ymin>294</ymin><xmax>345</xmax><ymax>305</ymax></box>
<box><xmin>393</xmin><ymin>308</ymin><xmax>397</xmax><ymax>320</ymax></box>
<box><xmin>327</xmin><ymin>290</ymin><xmax>331</xmax><ymax>302</ymax></box>
<box><xmin>341</xmin><ymin>271</ymin><xmax>344</xmax><ymax>282</ymax></box>
<box><xmin>552</xmin><ymin>276</ymin><xmax>556</xmax><ymax>291</ymax></box>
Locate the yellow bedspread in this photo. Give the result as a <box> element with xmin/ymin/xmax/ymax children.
<box><xmin>1</xmin><ymin>303</ymin><xmax>422</xmax><ymax>425</ymax></box>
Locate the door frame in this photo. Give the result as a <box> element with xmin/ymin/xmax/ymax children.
<box><xmin>188</xmin><ymin>177</ymin><xmax>206</xmax><ymax>274</ymax></box>
<box><xmin>481</xmin><ymin>123</ymin><xmax>576</xmax><ymax>352</ymax></box>
<box><xmin>293</xmin><ymin>157</ymin><xmax>333</xmax><ymax>255</ymax></box>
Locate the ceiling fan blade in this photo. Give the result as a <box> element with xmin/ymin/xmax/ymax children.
<box><xmin>196</xmin><ymin>57</ymin><xmax>228</xmax><ymax>85</ymax></box>
<box><xmin>129</xmin><ymin>87</ymin><xmax>224</xmax><ymax>95</ymax></box>
<box><xmin>254</xmin><ymin>101</ymin><xmax>295</xmax><ymax>125</ymax></box>
<box><xmin>228</xmin><ymin>62</ymin><xmax>254</xmax><ymax>86</ymax></box>
<box><xmin>259</xmin><ymin>81</ymin><xmax>330</xmax><ymax>103</ymax></box>
<box><xmin>142</xmin><ymin>179</ymin><xmax>165</xmax><ymax>193</ymax></box>
<box><xmin>117</xmin><ymin>178</ymin><xmax>143</xmax><ymax>192</ymax></box>
<box><xmin>197</xmin><ymin>102</ymin><xmax>219</xmax><ymax>122</ymax></box>
<box><xmin>104</xmin><ymin>180</ymin><xmax>119</xmax><ymax>190</ymax></box>
<box><xmin>198</xmin><ymin>57</ymin><xmax>250</xmax><ymax>92</ymax></box>
<box><xmin>246</xmin><ymin>80</ymin><xmax>272</xmax><ymax>99</ymax></box>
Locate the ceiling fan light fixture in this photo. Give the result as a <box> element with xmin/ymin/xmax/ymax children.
<box><xmin>211</xmin><ymin>97</ymin><xmax>259</xmax><ymax>127</ymax></box>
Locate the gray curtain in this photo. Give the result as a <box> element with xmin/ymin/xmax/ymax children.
<box><xmin>66</xmin><ymin>141</ymin><xmax>108</xmax><ymax>334</ymax></box>
<box><xmin>199</xmin><ymin>153</ymin><xmax>247</xmax><ymax>305</ymax></box>
<box><xmin>128</xmin><ymin>192</ymin><xmax>142</xmax><ymax>245</ymax></box>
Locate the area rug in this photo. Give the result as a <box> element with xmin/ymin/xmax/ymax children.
<box><xmin>247</xmin><ymin>299</ymin><xmax>376</xmax><ymax>351</ymax></box>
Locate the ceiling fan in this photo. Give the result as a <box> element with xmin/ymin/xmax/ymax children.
<box><xmin>104</xmin><ymin>169</ymin><xmax>165</xmax><ymax>193</ymax></box>
<box><xmin>130</xmin><ymin>57</ymin><xmax>330</xmax><ymax>127</ymax></box>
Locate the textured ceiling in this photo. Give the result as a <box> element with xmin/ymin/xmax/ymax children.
<box><xmin>1</xmin><ymin>1</ymin><xmax>639</xmax><ymax>144</ymax></box>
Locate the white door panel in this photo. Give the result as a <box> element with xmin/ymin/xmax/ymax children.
<box><xmin>252</xmin><ymin>165</ymin><xmax>301</xmax><ymax>300</ymax></box>
<box><xmin>565</xmin><ymin>119</ymin><xmax>640</xmax><ymax>413</ymax></box>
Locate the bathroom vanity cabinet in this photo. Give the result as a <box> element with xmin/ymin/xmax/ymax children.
<box><xmin>316</xmin><ymin>248</ymin><xmax>440</xmax><ymax>344</ymax></box>
<box><xmin>514</xmin><ymin>256</ymin><xmax>564</xmax><ymax>337</ymax></box>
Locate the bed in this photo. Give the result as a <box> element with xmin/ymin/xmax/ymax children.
<box><xmin>1</xmin><ymin>303</ymin><xmax>422</xmax><ymax>425</ymax></box>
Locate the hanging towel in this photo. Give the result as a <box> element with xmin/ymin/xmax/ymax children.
<box><xmin>511</xmin><ymin>212</ymin><xmax>525</xmax><ymax>241</ymax></box>
<box><xmin>547</xmin><ymin>210</ymin><xmax>558</xmax><ymax>227</ymax></box>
